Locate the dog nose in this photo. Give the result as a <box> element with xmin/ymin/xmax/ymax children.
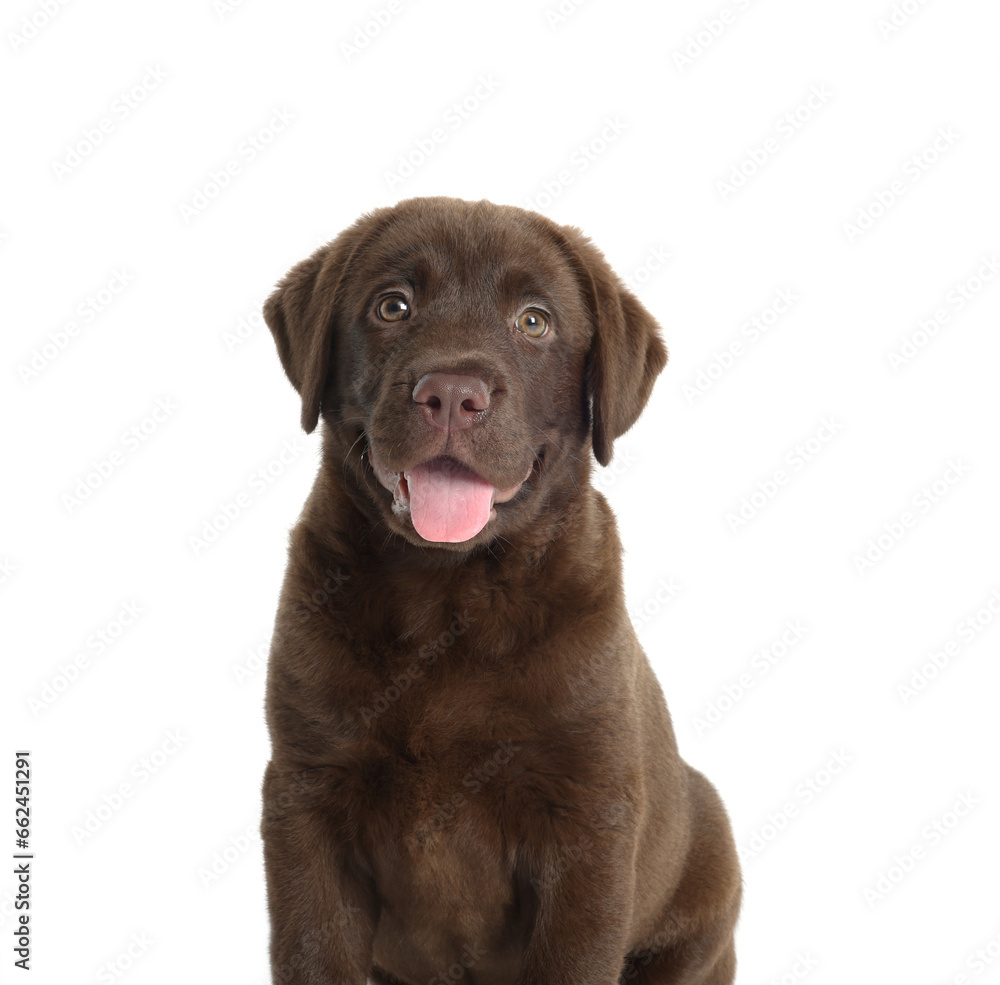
<box><xmin>412</xmin><ymin>373</ymin><xmax>490</xmax><ymax>432</ymax></box>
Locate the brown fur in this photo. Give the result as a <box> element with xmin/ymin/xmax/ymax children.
<box><xmin>260</xmin><ymin>197</ymin><xmax>741</xmax><ymax>984</ymax></box>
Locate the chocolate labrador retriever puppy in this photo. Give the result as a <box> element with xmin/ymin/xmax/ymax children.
<box><xmin>260</xmin><ymin>197</ymin><xmax>740</xmax><ymax>984</ymax></box>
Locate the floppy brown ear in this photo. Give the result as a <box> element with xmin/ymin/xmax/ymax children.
<box><xmin>263</xmin><ymin>222</ymin><xmax>370</xmax><ymax>433</ymax></box>
<box><xmin>567</xmin><ymin>232</ymin><xmax>668</xmax><ymax>467</ymax></box>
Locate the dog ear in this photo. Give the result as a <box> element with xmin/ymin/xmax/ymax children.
<box><xmin>566</xmin><ymin>231</ymin><xmax>668</xmax><ymax>468</ymax></box>
<box><xmin>263</xmin><ymin>224</ymin><xmax>368</xmax><ymax>434</ymax></box>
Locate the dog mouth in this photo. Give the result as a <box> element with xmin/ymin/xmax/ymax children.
<box><xmin>367</xmin><ymin>446</ymin><xmax>535</xmax><ymax>544</ymax></box>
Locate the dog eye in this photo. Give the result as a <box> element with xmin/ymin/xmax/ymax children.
<box><xmin>515</xmin><ymin>309</ymin><xmax>549</xmax><ymax>338</ymax></box>
<box><xmin>377</xmin><ymin>295</ymin><xmax>410</xmax><ymax>322</ymax></box>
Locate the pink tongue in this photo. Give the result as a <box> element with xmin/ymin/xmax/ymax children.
<box><xmin>406</xmin><ymin>458</ymin><xmax>495</xmax><ymax>543</ymax></box>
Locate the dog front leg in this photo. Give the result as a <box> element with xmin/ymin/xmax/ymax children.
<box><xmin>262</xmin><ymin>762</ymin><xmax>376</xmax><ymax>984</ymax></box>
<box><xmin>517</xmin><ymin>833</ymin><xmax>634</xmax><ymax>985</ymax></box>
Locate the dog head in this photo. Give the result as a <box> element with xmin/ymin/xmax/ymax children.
<box><xmin>264</xmin><ymin>197</ymin><xmax>666</xmax><ymax>550</ymax></box>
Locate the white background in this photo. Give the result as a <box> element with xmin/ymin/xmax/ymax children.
<box><xmin>3</xmin><ymin>0</ymin><xmax>1000</xmax><ymax>982</ymax></box>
